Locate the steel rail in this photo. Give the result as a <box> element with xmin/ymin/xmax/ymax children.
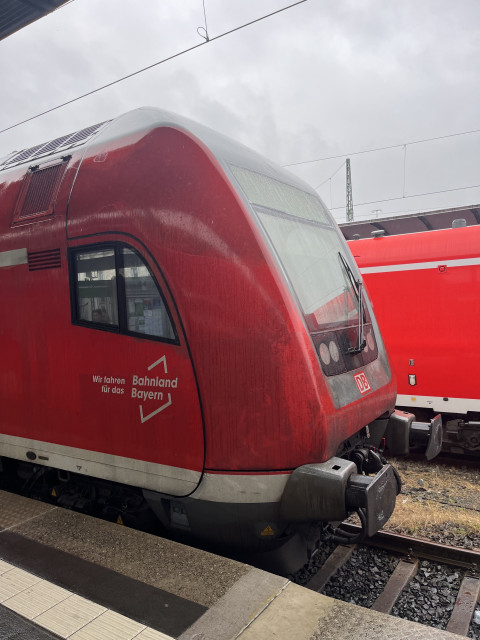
<box><xmin>344</xmin><ymin>524</ymin><xmax>480</xmax><ymax>569</ymax></box>
<box><xmin>305</xmin><ymin>525</ymin><xmax>480</xmax><ymax>636</ymax></box>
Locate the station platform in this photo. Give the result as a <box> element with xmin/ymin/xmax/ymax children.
<box><xmin>0</xmin><ymin>490</ymin><xmax>463</xmax><ymax>640</ymax></box>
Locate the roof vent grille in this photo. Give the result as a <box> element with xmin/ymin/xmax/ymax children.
<box><xmin>28</xmin><ymin>249</ymin><xmax>62</xmax><ymax>271</ymax></box>
<box><xmin>19</xmin><ymin>162</ymin><xmax>66</xmax><ymax>219</ymax></box>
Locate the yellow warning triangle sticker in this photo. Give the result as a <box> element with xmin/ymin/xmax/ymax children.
<box><xmin>51</xmin><ymin>488</ymin><xmax>57</xmax><ymax>497</ymax></box>
<box><xmin>116</xmin><ymin>515</ymin><xmax>124</xmax><ymax>525</ymax></box>
<box><xmin>260</xmin><ymin>524</ymin><xmax>275</xmax><ymax>536</ymax></box>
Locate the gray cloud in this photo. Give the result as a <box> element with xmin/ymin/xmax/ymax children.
<box><xmin>1</xmin><ymin>0</ymin><xmax>479</xmax><ymax>221</ymax></box>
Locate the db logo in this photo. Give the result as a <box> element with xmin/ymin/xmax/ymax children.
<box><xmin>354</xmin><ymin>372</ymin><xmax>371</xmax><ymax>394</ymax></box>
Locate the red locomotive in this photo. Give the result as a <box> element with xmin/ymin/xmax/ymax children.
<box><xmin>349</xmin><ymin>223</ymin><xmax>480</xmax><ymax>456</ymax></box>
<box><xmin>0</xmin><ymin>108</ymin><xmax>437</xmax><ymax>550</ymax></box>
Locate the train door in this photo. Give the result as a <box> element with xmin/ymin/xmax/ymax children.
<box><xmin>65</xmin><ymin>239</ymin><xmax>205</xmax><ymax>497</ymax></box>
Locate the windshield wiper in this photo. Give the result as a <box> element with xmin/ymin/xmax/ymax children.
<box><xmin>338</xmin><ymin>252</ymin><xmax>366</xmax><ymax>355</ymax></box>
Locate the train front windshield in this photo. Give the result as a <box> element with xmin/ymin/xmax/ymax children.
<box><xmin>231</xmin><ymin>166</ymin><xmax>361</xmax><ymax>331</ymax></box>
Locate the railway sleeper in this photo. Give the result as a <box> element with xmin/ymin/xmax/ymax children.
<box><xmin>302</xmin><ymin>533</ymin><xmax>480</xmax><ymax>636</ymax></box>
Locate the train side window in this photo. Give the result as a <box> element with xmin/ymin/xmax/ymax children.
<box><xmin>71</xmin><ymin>243</ymin><xmax>176</xmax><ymax>342</ymax></box>
<box><xmin>120</xmin><ymin>247</ymin><xmax>175</xmax><ymax>340</ymax></box>
<box><xmin>74</xmin><ymin>249</ymin><xmax>119</xmax><ymax>326</ymax></box>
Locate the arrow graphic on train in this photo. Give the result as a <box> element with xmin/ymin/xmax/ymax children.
<box><xmin>138</xmin><ymin>355</ymin><xmax>173</xmax><ymax>423</ymax></box>
<box><xmin>148</xmin><ymin>355</ymin><xmax>167</xmax><ymax>373</ymax></box>
<box><xmin>139</xmin><ymin>393</ymin><xmax>172</xmax><ymax>424</ymax></box>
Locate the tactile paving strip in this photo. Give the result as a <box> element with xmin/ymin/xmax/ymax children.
<box><xmin>0</xmin><ymin>560</ymin><xmax>172</xmax><ymax>640</ymax></box>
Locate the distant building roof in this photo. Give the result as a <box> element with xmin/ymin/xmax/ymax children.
<box><xmin>339</xmin><ymin>204</ymin><xmax>480</xmax><ymax>240</ymax></box>
<box><xmin>0</xmin><ymin>0</ymin><xmax>70</xmax><ymax>41</ymax></box>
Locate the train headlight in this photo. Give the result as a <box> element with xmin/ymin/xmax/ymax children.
<box><xmin>318</xmin><ymin>343</ymin><xmax>331</xmax><ymax>366</ymax></box>
<box><xmin>329</xmin><ymin>340</ymin><xmax>340</xmax><ymax>363</ymax></box>
<box><xmin>313</xmin><ymin>333</ymin><xmax>346</xmax><ymax>376</ymax></box>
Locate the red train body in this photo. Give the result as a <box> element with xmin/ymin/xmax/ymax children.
<box><xmin>349</xmin><ymin>225</ymin><xmax>480</xmax><ymax>455</ymax></box>
<box><xmin>1</xmin><ymin>108</ymin><xmax>408</xmax><ymax>549</ymax></box>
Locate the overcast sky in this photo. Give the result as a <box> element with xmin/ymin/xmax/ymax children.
<box><xmin>1</xmin><ymin>0</ymin><xmax>479</xmax><ymax>223</ymax></box>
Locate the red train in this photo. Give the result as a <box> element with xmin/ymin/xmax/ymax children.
<box><xmin>349</xmin><ymin>223</ymin><xmax>480</xmax><ymax>456</ymax></box>
<box><xmin>0</xmin><ymin>108</ymin><xmax>436</xmax><ymax>551</ymax></box>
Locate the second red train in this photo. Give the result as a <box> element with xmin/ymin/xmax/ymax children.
<box><xmin>349</xmin><ymin>222</ymin><xmax>480</xmax><ymax>456</ymax></box>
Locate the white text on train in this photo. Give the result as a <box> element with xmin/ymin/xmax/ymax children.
<box><xmin>132</xmin><ymin>375</ymin><xmax>178</xmax><ymax>388</ymax></box>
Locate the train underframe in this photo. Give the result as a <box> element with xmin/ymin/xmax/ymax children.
<box><xmin>0</xmin><ymin>447</ymin><xmax>396</xmax><ymax>548</ymax></box>
<box><xmin>397</xmin><ymin>407</ymin><xmax>480</xmax><ymax>457</ymax></box>
<box><xmin>0</xmin><ymin>457</ymin><xmax>160</xmax><ymax>533</ymax></box>
<box><xmin>0</xmin><ymin>410</ymin><xmax>442</xmax><ymax>554</ymax></box>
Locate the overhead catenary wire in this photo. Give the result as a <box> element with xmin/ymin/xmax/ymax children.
<box><xmin>284</xmin><ymin>127</ymin><xmax>480</xmax><ymax>168</ymax></box>
<box><xmin>328</xmin><ymin>182</ymin><xmax>480</xmax><ymax>212</ymax></box>
<box><xmin>333</xmin><ymin>204</ymin><xmax>476</xmax><ymax>223</ymax></box>
<box><xmin>314</xmin><ymin>159</ymin><xmax>345</xmax><ymax>190</ymax></box>
<box><xmin>5</xmin><ymin>0</ymin><xmax>477</xmax><ymax>217</ymax></box>
<box><xmin>0</xmin><ymin>0</ymin><xmax>308</xmax><ymax>136</ymax></box>
<box><xmin>310</xmin><ymin>135</ymin><xmax>479</xmax><ymax>215</ymax></box>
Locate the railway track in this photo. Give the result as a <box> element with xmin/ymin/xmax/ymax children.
<box><xmin>4</xmin><ymin>476</ymin><xmax>479</xmax><ymax>636</ymax></box>
<box><xmin>299</xmin><ymin>525</ymin><xmax>480</xmax><ymax>637</ymax></box>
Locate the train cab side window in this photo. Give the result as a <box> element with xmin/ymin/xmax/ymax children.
<box><xmin>71</xmin><ymin>244</ymin><xmax>176</xmax><ymax>342</ymax></box>
<box><xmin>74</xmin><ymin>249</ymin><xmax>119</xmax><ymax>327</ymax></box>
<box><xmin>120</xmin><ymin>247</ymin><xmax>175</xmax><ymax>340</ymax></box>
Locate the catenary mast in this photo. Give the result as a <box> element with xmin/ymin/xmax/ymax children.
<box><xmin>346</xmin><ymin>158</ymin><xmax>354</xmax><ymax>222</ymax></box>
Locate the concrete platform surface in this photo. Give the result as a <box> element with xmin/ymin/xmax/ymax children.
<box><xmin>0</xmin><ymin>490</ymin><xmax>463</xmax><ymax>639</ymax></box>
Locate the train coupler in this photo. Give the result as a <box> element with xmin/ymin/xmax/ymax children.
<box><xmin>279</xmin><ymin>456</ymin><xmax>398</xmax><ymax>537</ymax></box>
<box><xmin>381</xmin><ymin>409</ymin><xmax>442</xmax><ymax>460</ymax></box>
<box><xmin>410</xmin><ymin>414</ymin><xmax>443</xmax><ymax>459</ymax></box>
<box><xmin>345</xmin><ymin>464</ymin><xmax>397</xmax><ymax>536</ymax></box>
